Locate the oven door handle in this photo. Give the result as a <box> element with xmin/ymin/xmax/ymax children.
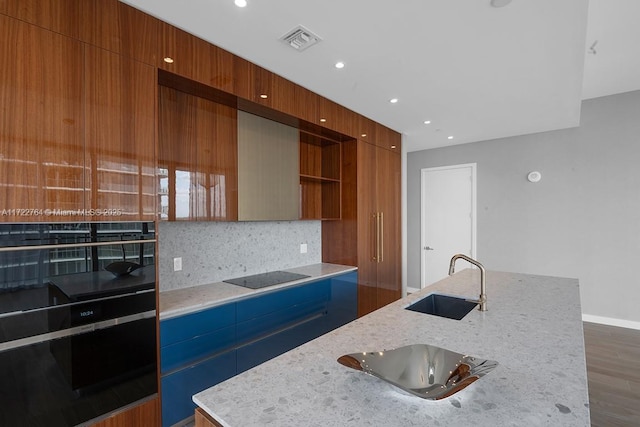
<box><xmin>0</xmin><ymin>310</ymin><xmax>156</xmax><ymax>353</ymax></box>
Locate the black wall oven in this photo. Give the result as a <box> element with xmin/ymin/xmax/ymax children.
<box><xmin>0</xmin><ymin>222</ymin><xmax>157</xmax><ymax>426</ymax></box>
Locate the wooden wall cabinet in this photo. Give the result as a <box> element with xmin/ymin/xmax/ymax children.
<box><xmin>158</xmin><ymin>85</ymin><xmax>238</xmax><ymax>221</ymax></box>
<box><xmin>323</xmin><ymin>137</ymin><xmax>401</xmax><ymax>316</ymax></box>
<box><xmin>159</xmin><ymin>22</ymin><xmax>237</xmax><ymax>94</ymax></box>
<box><xmin>84</xmin><ymin>46</ymin><xmax>157</xmax><ymax>221</ymax></box>
<box><xmin>1</xmin><ymin>15</ymin><xmax>158</xmax><ymax>222</ymax></box>
<box><xmin>0</xmin><ymin>0</ymin><xmax>159</xmax><ymax>66</ymax></box>
<box><xmin>0</xmin><ymin>14</ymin><xmax>84</xmax><ymax>222</ymax></box>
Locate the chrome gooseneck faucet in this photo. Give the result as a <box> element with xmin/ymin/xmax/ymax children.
<box><xmin>448</xmin><ymin>254</ymin><xmax>487</xmax><ymax>311</ymax></box>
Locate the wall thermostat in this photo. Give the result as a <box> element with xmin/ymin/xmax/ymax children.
<box><xmin>527</xmin><ymin>171</ymin><xmax>542</xmax><ymax>183</ymax></box>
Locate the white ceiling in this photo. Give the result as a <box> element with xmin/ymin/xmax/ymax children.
<box><xmin>123</xmin><ymin>0</ymin><xmax>640</xmax><ymax>152</ymax></box>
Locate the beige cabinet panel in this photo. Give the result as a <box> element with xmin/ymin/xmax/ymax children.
<box><xmin>237</xmin><ymin>111</ymin><xmax>299</xmax><ymax>221</ymax></box>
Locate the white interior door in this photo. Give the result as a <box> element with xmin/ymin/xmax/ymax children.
<box><xmin>419</xmin><ymin>164</ymin><xmax>476</xmax><ymax>289</ymax></box>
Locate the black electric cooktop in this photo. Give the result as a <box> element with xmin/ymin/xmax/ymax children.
<box><xmin>224</xmin><ymin>271</ymin><xmax>310</xmax><ymax>289</ymax></box>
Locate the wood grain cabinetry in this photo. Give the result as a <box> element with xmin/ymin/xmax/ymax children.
<box><xmin>0</xmin><ymin>15</ymin><xmax>157</xmax><ymax>222</ymax></box>
<box><xmin>372</xmin><ymin>144</ymin><xmax>402</xmax><ymax>309</ymax></box>
<box><xmin>158</xmin><ymin>85</ymin><xmax>238</xmax><ymax>221</ymax></box>
<box><xmin>84</xmin><ymin>46</ymin><xmax>157</xmax><ymax>221</ymax></box>
<box><xmin>299</xmin><ymin>132</ymin><xmax>342</xmax><ymax>220</ymax></box>
<box><xmin>159</xmin><ymin>22</ymin><xmax>237</xmax><ymax>94</ymax></box>
<box><xmin>0</xmin><ymin>0</ymin><xmax>159</xmax><ymax>65</ymax></box>
<box><xmin>91</xmin><ymin>396</ymin><xmax>160</xmax><ymax>427</ymax></box>
<box><xmin>374</xmin><ymin>123</ymin><xmax>402</xmax><ymax>152</ymax></box>
<box><xmin>323</xmin><ymin>138</ymin><xmax>401</xmax><ymax>316</ymax></box>
<box><xmin>195</xmin><ymin>407</ymin><xmax>223</xmax><ymax>427</ymax></box>
<box><xmin>0</xmin><ymin>14</ymin><xmax>84</xmax><ymax>222</ymax></box>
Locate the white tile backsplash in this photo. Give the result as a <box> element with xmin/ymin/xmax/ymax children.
<box><xmin>158</xmin><ymin>221</ymin><xmax>321</xmax><ymax>292</ymax></box>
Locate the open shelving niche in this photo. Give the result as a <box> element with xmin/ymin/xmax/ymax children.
<box><xmin>299</xmin><ymin>131</ymin><xmax>343</xmax><ymax>220</ymax></box>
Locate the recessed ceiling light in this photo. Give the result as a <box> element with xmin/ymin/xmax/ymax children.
<box><xmin>259</xmin><ymin>94</ymin><xmax>268</xmax><ymax>99</ymax></box>
<box><xmin>335</xmin><ymin>62</ymin><xmax>345</xmax><ymax>69</ymax></box>
<box><xmin>361</xmin><ymin>133</ymin><xmax>367</xmax><ymax>138</ymax></box>
<box><xmin>163</xmin><ymin>57</ymin><xmax>174</xmax><ymax>64</ymax></box>
<box><xmin>320</xmin><ymin>118</ymin><xmax>327</xmax><ymax>123</ymax></box>
<box><xmin>391</xmin><ymin>145</ymin><xmax>397</xmax><ymax>149</ymax></box>
<box><xmin>389</xmin><ymin>98</ymin><xmax>398</xmax><ymax>104</ymax></box>
<box><xmin>235</xmin><ymin>0</ymin><xmax>247</xmax><ymax>7</ymax></box>
<box><xmin>447</xmin><ymin>136</ymin><xmax>454</xmax><ymax>140</ymax></box>
<box><xmin>424</xmin><ymin>120</ymin><xmax>431</xmax><ymax>125</ymax></box>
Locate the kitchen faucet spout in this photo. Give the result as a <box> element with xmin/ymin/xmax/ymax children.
<box><xmin>448</xmin><ymin>254</ymin><xmax>487</xmax><ymax>311</ymax></box>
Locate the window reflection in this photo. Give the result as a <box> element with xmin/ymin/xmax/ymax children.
<box><xmin>159</xmin><ymin>167</ymin><xmax>228</xmax><ymax>220</ymax></box>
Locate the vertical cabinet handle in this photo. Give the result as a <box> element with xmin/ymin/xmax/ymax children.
<box><xmin>371</xmin><ymin>213</ymin><xmax>378</xmax><ymax>261</ymax></box>
<box><xmin>371</xmin><ymin>212</ymin><xmax>384</xmax><ymax>263</ymax></box>
<box><xmin>378</xmin><ymin>212</ymin><xmax>384</xmax><ymax>263</ymax></box>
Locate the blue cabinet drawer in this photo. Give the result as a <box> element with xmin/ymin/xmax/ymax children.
<box><xmin>160</xmin><ymin>324</ymin><xmax>236</xmax><ymax>373</ymax></box>
<box><xmin>236</xmin><ymin>313</ymin><xmax>328</xmax><ymax>374</ymax></box>
<box><xmin>161</xmin><ymin>350</ymin><xmax>236</xmax><ymax>427</ymax></box>
<box><xmin>236</xmin><ymin>279</ymin><xmax>329</xmax><ymax>322</ymax></box>
<box><xmin>236</xmin><ymin>298</ymin><xmax>327</xmax><ymax>344</ymax></box>
<box><xmin>160</xmin><ymin>303</ymin><xmax>236</xmax><ymax>348</ymax></box>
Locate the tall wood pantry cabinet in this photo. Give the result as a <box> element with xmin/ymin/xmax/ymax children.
<box><xmin>323</xmin><ymin>137</ymin><xmax>402</xmax><ymax>316</ymax></box>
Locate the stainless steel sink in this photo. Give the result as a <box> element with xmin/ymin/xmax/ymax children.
<box><xmin>337</xmin><ymin>344</ymin><xmax>498</xmax><ymax>400</ymax></box>
<box><xmin>405</xmin><ymin>293</ymin><xmax>478</xmax><ymax>320</ymax></box>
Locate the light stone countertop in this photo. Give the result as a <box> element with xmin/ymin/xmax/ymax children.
<box><xmin>193</xmin><ymin>269</ymin><xmax>590</xmax><ymax>426</ymax></box>
<box><xmin>159</xmin><ymin>263</ymin><xmax>357</xmax><ymax>320</ymax></box>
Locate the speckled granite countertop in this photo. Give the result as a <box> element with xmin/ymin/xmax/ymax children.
<box><xmin>193</xmin><ymin>269</ymin><xmax>590</xmax><ymax>426</ymax></box>
<box><xmin>159</xmin><ymin>263</ymin><xmax>357</xmax><ymax>320</ymax></box>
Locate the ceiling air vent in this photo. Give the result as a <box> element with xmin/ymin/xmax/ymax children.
<box><xmin>280</xmin><ymin>25</ymin><xmax>322</xmax><ymax>52</ymax></box>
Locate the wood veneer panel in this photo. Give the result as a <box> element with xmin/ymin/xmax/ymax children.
<box><xmin>160</xmin><ymin>22</ymin><xmax>236</xmax><ymax>93</ymax></box>
<box><xmin>0</xmin><ymin>0</ymin><xmax>159</xmax><ymax>65</ymax></box>
<box><xmin>374</xmin><ymin>123</ymin><xmax>401</xmax><ymax>152</ymax></box>
<box><xmin>195</xmin><ymin>97</ymin><xmax>238</xmax><ymax>221</ymax></box>
<box><xmin>79</xmin><ymin>0</ymin><xmax>159</xmax><ymax>65</ymax></box>
<box><xmin>322</xmin><ymin>140</ymin><xmax>358</xmax><ymax>265</ymax></box>
<box><xmin>0</xmin><ymin>15</ymin><xmax>84</xmax><ymax>222</ymax></box>
<box><xmin>0</xmin><ymin>0</ymin><xmax>81</xmax><ymax>38</ymax></box>
<box><xmin>84</xmin><ymin>46</ymin><xmax>156</xmax><ymax>221</ymax></box>
<box><xmin>158</xmin><ymin>86</ymin><xmax>238</xmax><ymax>221</ymax></box>
<box><xmin>195</xmin><ymin>407</ymin><xmax>223</xmax><ymax>427</ymax></box>
<box><xmin>375</xmin><ymin>147</ymin><xmax>402</xmax><ymax>306</ymax></box>
<box><xmin>315</xmin><ymin>99</ymin><xmax>355</xmax><ymax>138</ymax></box>
<box><xmin>356</xmin><ymin>140</ymin><xmax>379</xmax><ymax>316</ymax></box>
<box><xmin>91</xmin><ymin>396</ymin><xmax>160</xmax><ymax>427</ymax></box>
<box><xmin>357</xmin><ymin>115</ymin><xmax>377</xmax><ymax>144</ymax></box>
<box><xmin>293</xmin><ymin>85</ymin><xmax>320</xmax><ymax>124</ymax></box>
<box><xmin>299</xmin><ymin>134</ymin><xmax>323</xmax><ymax>178</ymax></box>
<box><xmin>251</xmin><ymin>65</ymin><xmax>297</xmax><ymax>114</ymax></box>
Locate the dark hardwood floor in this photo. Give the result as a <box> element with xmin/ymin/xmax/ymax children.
<box><xmin>584</xmin><ymin>321</ymin><xmax>640</xmax><ymax>427</ymax></box>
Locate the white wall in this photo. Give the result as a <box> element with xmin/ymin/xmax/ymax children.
<box><xmin>406</xmin><ymin>90</ymin><xmax>640</xmax><ymax>327</ymax></box>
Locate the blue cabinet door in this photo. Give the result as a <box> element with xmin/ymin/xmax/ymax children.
<box><xmin>236</xmin><ymin>313</ymin><xmax>328</xmax><ymax>373</ymax></box>
<box><xmin>160</xmin><ymin>303</ymin><xmax>236</xmax><ymax>349</ymax></box>
<box><xmin>161</xmin><ymin>324</ymin><xmax>236</xmax><ymax>373</ymax></box>
<box><xmin>236</xmin><ymin>279</ymin><xmax>330</xmax><ymax>322</ymax></box>
<box><xmin>161</xmin><ymin>350</ymin><xmax>236</xmax><ymax>427</ymax></box>
<box><xmin>159</xmin><ymin>271</ymin><xmax>357</xmax><ymax>426</ymax></box>
<box><xmin>326</xmin><ymin>271</ymin><xmax>358</xmax><ymax>331</ymax></box>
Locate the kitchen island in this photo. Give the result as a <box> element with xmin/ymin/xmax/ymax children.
<box><xmin>193</xmin><ymin>269</ymin><xmax>590</xmax><ymax>426</ymax></box>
